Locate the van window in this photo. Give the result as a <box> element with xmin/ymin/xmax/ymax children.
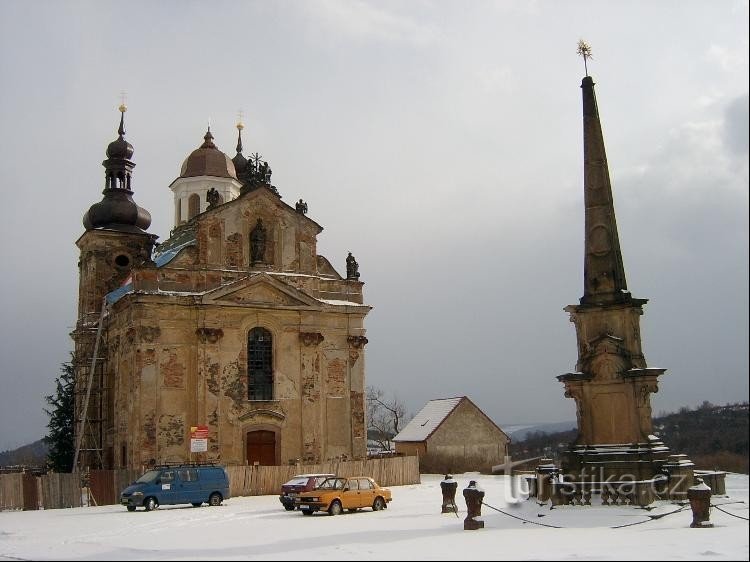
<box><xmin>160</xmin><ymin>470</ymin><xmax>175</xmax><ymax>483</ymax></box>
<box><xmin>135</xmin><ymin>470</ymin><xmax>161</xmax><ymax>484</ymax></box>
<box><xmin>179</xmin><ymin>468</ymin><xmax>199</xmax><ymax>482</ymax></box>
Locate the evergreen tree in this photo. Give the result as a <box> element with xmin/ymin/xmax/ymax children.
<box><xmin>43</xmin><ymin>356</ymin><xmax>76</xmax><ymax>472</ymax></box>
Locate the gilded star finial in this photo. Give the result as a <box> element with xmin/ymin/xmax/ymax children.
<box><xmin>577</xmin><ymin>39</ymin><xmax>593</xmax><ymax>76</ymax></box>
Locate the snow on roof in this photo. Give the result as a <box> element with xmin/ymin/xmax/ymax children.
<box><xmin>320</xmin><ymin>298</ymin><xmax>368</xmax><ymax>307</ymax></box>
<box><xmin>392</xmin><ymin>397</ymin><xmax>464</xmax><ymax>442</ymax></box>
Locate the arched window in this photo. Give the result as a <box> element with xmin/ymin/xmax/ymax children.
<box><xmin>188</xmin><ymin>193</ymin><xmax>200</xmax><ymax>219</ymax></box>
<box><xmin>248</xmin><ymin>327</ymin><xmax>273</xmax><ymax>400</ymax></box>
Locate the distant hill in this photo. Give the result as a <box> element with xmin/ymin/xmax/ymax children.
<box><xmin>509</xmin><ymin>401</ymin><xmax>749</xmax><ymax>474</ymax></box>
<box><xmin>0</xmin><ymin>439</ymin><xmax>48</xmax><ymax>468</ymax></box>
<box><xmin>503</xmin><ymin>421</ymin><xmax>577</xmax><ymax>442</ymax></box>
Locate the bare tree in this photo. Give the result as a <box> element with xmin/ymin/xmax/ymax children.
<box><xmin>366</xmin><ymin>385</ymin><xmax>410</xmax><ymax>452</ymax></box>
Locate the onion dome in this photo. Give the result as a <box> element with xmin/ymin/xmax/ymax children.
<box><xmin>180</xmin><ymin>127</ymin><xmax>237</xmax><ymax>179</ymax></box>
<box><xmin>82</xmin><ymin>105</ymin><xmax>152</xmax><ymax>233</ymax></box>
<box><xmin>106</xmin><ymin>107</ymin><xmax>134</xmax><ymax>160</ymax></box>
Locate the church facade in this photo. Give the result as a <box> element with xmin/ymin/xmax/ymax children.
<box><xmin>73</xmin><ymin>108</ymin><xmax>370</xmax><ymax>470</ymax></box>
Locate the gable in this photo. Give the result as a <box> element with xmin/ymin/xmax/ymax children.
<box><xmin>430</xmin><ymin>399</ymin><xmax>509</xmax><ymax>445</ymax></box>
<box><xmin>392</xmin><ymin>397</ymin><xmax>462</xmax><ymax>442</ymax></box>
<box><xmin>202</xmin><ymin>273</ymin><xmax>319</xmax><ymax>308</ymax></box>
<box><xmin>205</xmin><ymin>185</ymin><xmax>323</xmax><ymax>233</ymax></box>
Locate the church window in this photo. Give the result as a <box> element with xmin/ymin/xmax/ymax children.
<box><xmin>188</xmin><ymin>193</ymin><xmax>200</xmax><ymax>219</ymax></box>
<box><xmin>114</xmin><ymin>254</ymin><xmax>130</xmax><ymax>268</ymax></box>
<box><xmin>248</xmin><ymin>327</ymin><xmax>273</xmax><ymax>400</ymax></box>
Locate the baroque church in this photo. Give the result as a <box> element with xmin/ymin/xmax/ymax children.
<box><xmin>73</xmin><ymin>107</ymin><xmax>370</xmax><ymax>470</ymax></box>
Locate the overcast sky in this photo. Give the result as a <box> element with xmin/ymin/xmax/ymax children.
<box><xmin>0</xmin><ymin>1</ymin><xmax>747</xmax><ymax>452</ymax></box>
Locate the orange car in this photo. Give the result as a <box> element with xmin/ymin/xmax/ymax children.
<box><xmin>295</xmin><ymin>476</ymin><xmax>392</xmax><ymax>515</ymax></box>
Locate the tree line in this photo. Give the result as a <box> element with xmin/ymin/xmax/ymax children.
<box><xmin>509</xmin><ymin>401</ymin><xmax>749</xmax><ymax>474</ymax></box>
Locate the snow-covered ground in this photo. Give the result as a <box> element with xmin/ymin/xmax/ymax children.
<box><xmin>1</xmin><ymin>473</ymin><xmax>748</xmax><ymax>561</ymax></box>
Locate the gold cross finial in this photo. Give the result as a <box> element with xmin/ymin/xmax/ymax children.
<box><xmin>119</xmin><ymin>91</ymin><xmax>127</xmax><ymax>113</ymax></box>
<box><xmin>237</xmin><ymin>109</ymin><xmax>244</xmax><ymax>131</ymax></box>
<box><xmin>577</xmin><ymin>40</ymin><xmax>593</xmax><ymax>76</ymax></box>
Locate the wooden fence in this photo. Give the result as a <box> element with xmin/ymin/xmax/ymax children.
<box><xmin>1</xmin><ymin>472</ymin><xmax>81</xmax><ymax>511</ymax></box>
<box><xmin>227</xmin><ymin>455</ymin><xmax>421</xmax><ymax>497</ymax></box>
<box><xmin>0</xmin><ymin>455</ymin><xmax>420</xmax><ymax>511</ymax></box>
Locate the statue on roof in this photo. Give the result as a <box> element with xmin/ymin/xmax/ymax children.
<box><xmin>238</xmin><ymin>153</ymin><xmax>281</xmax><ymax>198</ymax></box>
<box><xmin>295</xmin><ymin>199</ymin><xmax>308</xmax><ymax>215</ymax></box>
<box><xmin>346</xmin><ymin>252</ymin><xmax>360</xmax><ymax>280</ymax></box>
<box><xmin>206</xmin><ymin>187</ymin><xmax>221</xmax><ymax>209</ymax></box>
<box><xmin>250</xmin><ymin>218</ymin><xmax>267</xmax><ymax>265</ymax></box>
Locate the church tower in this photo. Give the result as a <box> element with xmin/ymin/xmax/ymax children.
<box><xmin>168</xmin><ymin>127</ymin><xmax>242</xmax><ymax>226</ymax></box>
<box><xmin>557</xmin><ymin>72</ymin><xmax>669</xmax><ymax>480</ymax></box>
<box><xmin>73</xmin><ymin>105</ymin><xmax>157</xmax><ymax>469</ymax></box>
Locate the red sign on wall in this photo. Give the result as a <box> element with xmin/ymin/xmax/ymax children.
<box><xmin>190</xmin><ymin>425</ymin><xmax>209</xmax><ymax>439</ymax></box>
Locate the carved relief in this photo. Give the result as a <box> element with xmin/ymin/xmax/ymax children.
<box><xmin>347</xmin><ymin>335</ymin><xmax>368</xmax><ymax>349</ymax></box>
<box><xmin>125</xmin><ymin>327</ymin><xmax>136</xmax><ymax>345</ymax></box>
<box><xmin>589</xmin><ymin>353</ymin><xmax>627</xmax><ymax>381</ymax></box>
<box><xmin>300</xmin><ymin>332</ymin><xmax>324</xmax><ymax>346</ymax></box>
<box><xmin>582</xmin><ymin>337</ymin><xmax>630</xmax><ymax>381</ymax></box>
<box><xmin>196</xmin><ymin>327</ymin><xmax>224</xmax><ymax>344</ymax></box>
<box><xmin>588</xmin><ymin>224</ymin><xmax>612</xmax><ymax>256</ymax></box>
<box><xmin>636</xmin><ymin>382</ymin><xmax>659</xmax><ymax>437</ymax></box>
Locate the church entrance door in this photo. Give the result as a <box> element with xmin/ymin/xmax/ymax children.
<box><xmin>246</xmin><ymin>430</ymin><xmax>276</xmax><ymax>465</ymax></box>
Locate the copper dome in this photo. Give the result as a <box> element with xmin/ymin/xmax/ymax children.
<box><xmin>180</xmin><ymin>129</ymin><xmax>237</xmax><ymax>179</ymax></box>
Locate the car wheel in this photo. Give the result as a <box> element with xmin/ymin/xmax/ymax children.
<box><xmin>208</xmin><ymin>492</ymin><xmax>223</xmax><ymax>506</ymax></box>
<box><xmin>302</xmin><ymin>509</ymin><xmax>314</xmax><ymax>515</ymax></box>
<box><xmin>372</xmin><ymin>497</ymin><xmax>385</xmax><ymax>511</ymax></box>
<box><xmin>328</xmin><ymin>500</ymin><xmax>342</xmax><ymax>516</ymax></box>
<box><xmin>192</xmin><ymin>503</ymin><xmax>202</xmax><ymax>507</ymax></box>
<box><xmin>126</xmin><ymin>505</ymin><xmax>136</xmax><ymax>512</ymax></box>
<box><xmin>144</xmin><ymin>497</ymin><xmax>158</xmax><ymax>511</ymax></box>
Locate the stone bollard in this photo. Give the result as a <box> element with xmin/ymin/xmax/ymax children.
<box><xmin>463</xmin><ymin>480</ymin><xmax>485</xmax><ymax>530</ymax></box>
<box><xmin>687</xmin><ymin>477</ymin><xmax>713</xmax><ymax>528</ymax></box>
<box><xmin>535</xmin><ymin>458</ymin><xmax>558</xmax><ymax>503</ymax></box>
<box><xmin>440</xmin><ymin>474</ymin><xmax>458</xmax><ymax>514</ymax></box>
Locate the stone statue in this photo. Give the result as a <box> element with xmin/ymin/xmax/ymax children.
<box><xmin>295</xmin><ymin>199</ymin><xmax>308</xmax><ymax>215</ymax></box>
<box><xmin>258</xmin><ymin>161</ymin><xmax>272</xmax><ymax>184</ymax></box>
<box><xmin>250</xmin><ymin>218</ymin><xmax>267</xmax><ymax>264</ymax></box>
<box><xmin>462</xmin><ymin>480</ymin><xmax>485</xmax><ymax>530</ymax></box>
<box><xmin>346</xmin><ymin>252</ymin><xmax>360</xmax><ymax>280</ymax></box>
<box><xmin>440</xmin><ymin>474</ymin><xmax>458</xmax><ymax>514</ymax></box>
<box><xmin>206</xmin><ymin>187</ymin><xmax>220</xmax><ymax>209</ymax></box>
